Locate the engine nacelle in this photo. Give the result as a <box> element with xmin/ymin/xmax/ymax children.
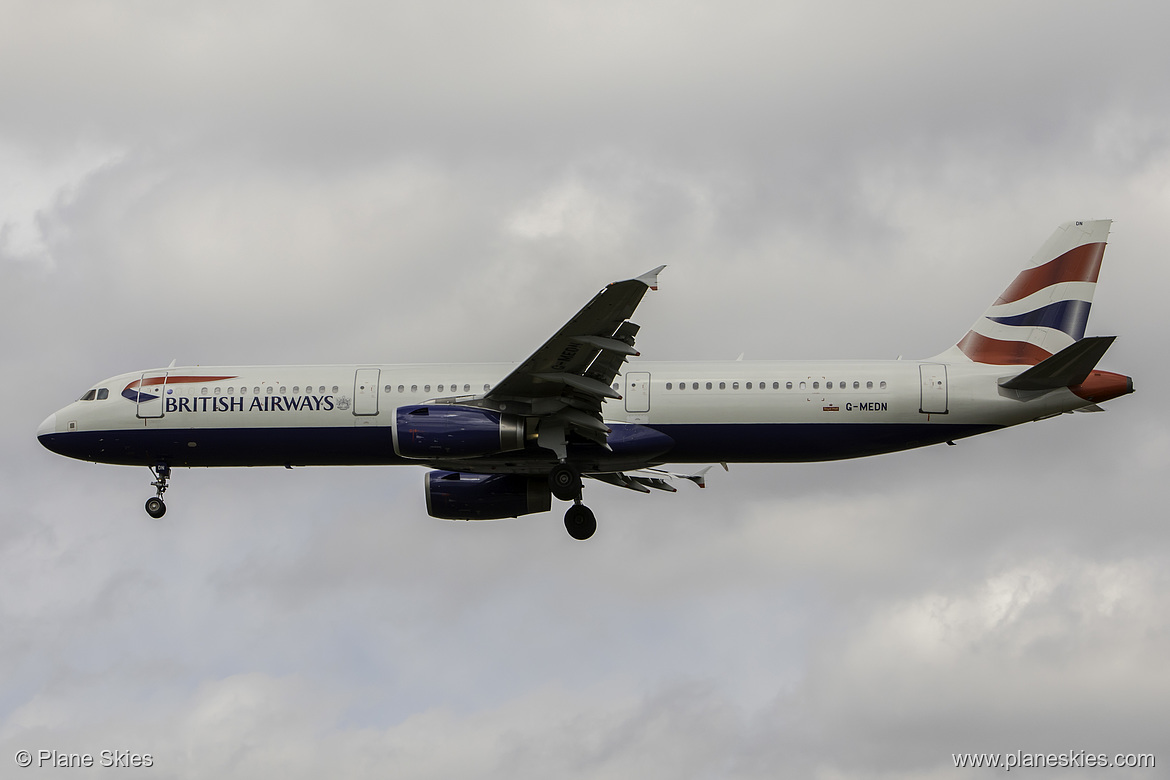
<box><xmin>392</xmin><ymin>405</ymin><xmax>526</xmax><ymax>459</ymax></box>
<box><xmin>425</xmin><ymin>471</ymin><xmax>552</xmax><ymax>520</ymax></box>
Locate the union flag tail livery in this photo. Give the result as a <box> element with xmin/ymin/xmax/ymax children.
<box><xmin>940</xmin><ymin>220</ymin><xmax>1110</xmax><ymax>366</ymax></box>
<box><xmin>38</xmin><ymin>222</ymin><xmax>1133</xmax><ymax>540</ymax></box>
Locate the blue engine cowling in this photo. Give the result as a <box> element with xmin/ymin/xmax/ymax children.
<box><xmin>424</xmin><ymin>471</ymin><xmax>552</xmax><ymax>520</ymax></box>
<box><xmin>393</xmin><ymin>405</ymin><xmax>526</xmax><ymax>459</ymax></box>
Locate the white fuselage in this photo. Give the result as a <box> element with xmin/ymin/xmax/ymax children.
<box><xmin>37</xmin><ymin>357</ymin><xmax>1091</xmax><ymax>472</ymax></box>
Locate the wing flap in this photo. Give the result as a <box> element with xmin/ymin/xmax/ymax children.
<box><xmin>586</xmin><ymin>466</ymin><xmax>714</xmax><ymax>493</ymax></box>
<box><xmin>532</xmin><ymin>372</ymin><xmax>622</xmax><ymax>400</ymax></box>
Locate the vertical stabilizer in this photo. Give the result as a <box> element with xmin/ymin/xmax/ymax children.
<box><xmin>933</xmin><ymin>220</ymin><xmax>1111</xmax><ymax>365</ymax></box>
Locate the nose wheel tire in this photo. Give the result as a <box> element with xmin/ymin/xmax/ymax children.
<box><xmin>564</xmin><ymin>503</ymin><xmax>596</xmax><ymax>540</ymax></box>
<box><xmin>145</xmin><ymin>463</ymin><xmax>171</xmax><ymax>518</ymax></box>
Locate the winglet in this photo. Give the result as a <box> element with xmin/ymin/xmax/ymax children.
<box><xmin>683</xmin><ymin>465</ymin><xmax>714</xmax><ymax>489</ymax></box>
<box><xmin>634</xmin><ymin>265</ymin><xmax>667</xmax><ymax>291</ymax></box>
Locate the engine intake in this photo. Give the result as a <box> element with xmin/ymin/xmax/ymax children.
<box><xmin>425</xmin><ymin>471</ymin><xmax>551</xmax><ymax>520</ymax></box>
<box><xmin>393</xmin><ymin>405</ymin><xmax>525</xmax><ymax>459</ymax></box>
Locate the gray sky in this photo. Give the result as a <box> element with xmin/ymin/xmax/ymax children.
<box><xmin>3</xmin><ymin>1</ymin><xmax>1168</xmax><ymax>777</ymax></box>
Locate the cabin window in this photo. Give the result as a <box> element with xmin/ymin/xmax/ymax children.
<box><xmin>410</xmin><ymin>385</ymin><xmax>418</xmax><ymax>393</ymax></box>
<box><xmin>732</xmin><ymin>382</ymin><xmax>740</xmax><ymax>390</ymax></box>
<box><xmin>745</xmin><ymin>382</ymin><xmax>752</xmax><ymax>389</ymax></box>
<box><xmin>826</xmin><ymin>381</ymin><xmax>833</xmax><ymax>389</ymax></box>
<box><xmin>484</xmin><ymin>384</ymin><xmax>491</xmax><ymax>391</ymax></box>
<box><xmin>201</xmin><ymin>387</ymin><xmax>208</xmax><ymax>395</ymax></box>
<box><xmin>812</xmin><ymin>382</ymin><xmax>819</xmax><ymax>390</ymax></box>
<box><xmin>438</xmin><ymin>385</ymin><xmax>444</xmax><ymax>393</ymax></box>
<box><xmin>332</xmin><ymin>386</ymin><xmax>339</xmax><ymax>393</ymax></box>
<box><xmin>255</xmin><ymin>387</ymin><xmax>261</xmax><ymax>394</ymax></box>
<box><xmin>666</xmin><ymin>382</ymin><xmax>673</xmax><ymax>390</ymax></box>
<box><xmin>384</xmin><ymin>385</ymin><xmax>391</xmax><ymax>393</ymax></box>
<box><xmin>424</xmin><ymin>385</ymin><xmax>431</xmax><ymax>392</ymax></box>
<box><xmin>799</xmin><ymin>381</ymin><xmax>806</xmax><ymax>390</ymax></box>
<box><xmin>227</xmin><ymin>387</ymin><xmax>234</xmax><ymax>394</ymax></box>
<box><xmin>279</xmin><ymin>386</ymin><xmax>287</xmax><ymax>393</ymax></box>
<box><xmin>266</xmin><ymin>387</ymin><xmax>273</xmax><ymax>394</ymax></box>
<box><xmin>292</xmin><ymin>386</ymin><xmax>299</xmax><ymax>394</ymax></box>
<box><xmin>785</xmin><ymin>382</ymin><xmax>792</xmax><ymax>389</ymax></box>
<box><xmin>397</xmin><ymin>385</ymin><xmax>404</xmax><ymax>393</ymax></box>
<box><xmin>880</xmin><ymin>381</ymin><xmax>887</xmax><ymax>389</ymax></box>
<box><xmin>866</xmin><ymin>381</ymin><xmax>873</xmax><ymax>389</ymax></box>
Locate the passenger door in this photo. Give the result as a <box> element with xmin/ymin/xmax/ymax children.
<box><xmin>136</xmin><ymin>371</ymin><xmax>168</xmax><ymax>419</ymax></box>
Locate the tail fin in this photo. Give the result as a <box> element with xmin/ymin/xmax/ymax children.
<box><xmin>933</xmin><ymin>220</ymin><xmax>1111</xmax><ymax>365</ymax></box>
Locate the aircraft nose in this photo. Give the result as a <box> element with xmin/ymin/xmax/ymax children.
<box><xmin>37</xmin><ymin>412</ymin><xmax>57</xmax><ymax>439</ymax></box>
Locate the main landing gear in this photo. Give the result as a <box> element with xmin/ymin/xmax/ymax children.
<box><xmin>145</xmin><ymin>463</ymin><xmax>170</xmax><ymax>519</ymax></box>
<box><xmin>564</xmin><ymin>503</ymin><xmax>596</xmax><ymax>541</ymax></box>
<box><xmin>549</xmin><ymin>462</ymin><xmax>596</xmax><ymax>541</ymax></box>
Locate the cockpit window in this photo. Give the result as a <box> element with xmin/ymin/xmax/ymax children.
<box><xmin>96</xmin><ymin>388</ymin><xmax>109</xmax><ymax>400</ymax></box>
<box><xmin>80</xmin><ymin>389</ymin><xmax>97</xmax><ymax>401</ymax></box>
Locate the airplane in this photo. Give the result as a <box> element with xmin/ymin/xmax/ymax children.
<box><xmin>37</xmin><ymin>220</ymin><xmax>1133</xmax><ymax>540</ymax></box>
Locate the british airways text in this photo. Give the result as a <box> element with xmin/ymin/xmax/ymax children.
<box><xmin>164</xmin><ymin>395</ymin><xmax>336</xmax><ymax>413</ymax></box>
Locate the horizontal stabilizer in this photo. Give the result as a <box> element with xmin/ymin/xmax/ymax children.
<box><xmin>999</xmin><ymin>336</ymin><xmax>1116</xmax><ymax>391</ymax></box>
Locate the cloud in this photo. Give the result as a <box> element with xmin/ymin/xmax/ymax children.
<box><xmin>3</xmin><ymin>1</ymin><xmax>1169</xmax><ymax>777</ymax></box>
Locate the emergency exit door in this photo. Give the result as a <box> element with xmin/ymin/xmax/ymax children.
<box><xmin>625</xmin><ymin>372</ymin><xmax>651</xmax><ymax>414</ymax></box>
<box><xmin>353</xmin><ymin>369</ymin><xmax>381</xmax><ymax>416</ymax></box>
<box><xmin>919</xmin><ymin>364</ymin><xmax>948</xmax><ymax>414</ymax></box>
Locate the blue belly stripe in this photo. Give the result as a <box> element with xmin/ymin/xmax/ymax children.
<box><xmin>39</xmin><ymin>421</ymin><xmax>1001</xmax><ymax>469</ymax></box>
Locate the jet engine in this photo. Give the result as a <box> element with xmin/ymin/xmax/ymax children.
<box><xmin>424</xmin><ymin>471</ymin><xmax>551</xmax><ymax>520</ymax></box>
<box><xmin>393</xmin><ymin>405</ymin><xmax>526</xmax><ymax>459</ymax></box>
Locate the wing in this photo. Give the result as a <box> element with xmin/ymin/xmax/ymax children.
<box><xmin>477</xmin><ymin>266</ymin><xmax>665</xmax><ymax>448</ymax></box>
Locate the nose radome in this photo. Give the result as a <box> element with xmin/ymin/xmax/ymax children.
<box><xmin>37</xmin><ymin>413</ymin><xmax>57</xmax><ymax>438</ymax></box>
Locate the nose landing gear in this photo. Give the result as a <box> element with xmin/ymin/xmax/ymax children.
<box><xmin>145</xmin><ymin>464</ymin><xmax>170</xmax><ymax>519</ymax></box>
